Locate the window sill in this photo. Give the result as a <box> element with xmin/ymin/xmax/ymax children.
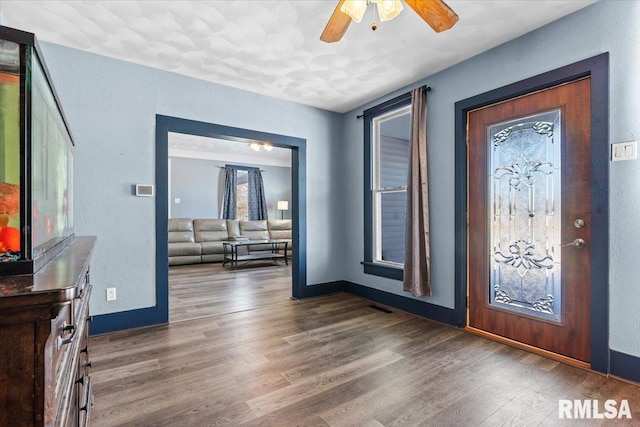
<box><xmin>361</xmin><ymin>261</ymin><xmax>404</xmax><ymax>281</ymax></box>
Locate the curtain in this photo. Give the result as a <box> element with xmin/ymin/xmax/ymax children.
<box><xmin>247</xmin><ymin>169</ymin><xmax>268</xmax><ymax>220</ymax></box>
<box><xmin>403</xmin><ymin>87</ymin><xmax>432</xmax><ymax>297</ymax></box>
<box><xmin>221</xmin><ymin>166</ymin><xmax>237</xmax><ymax>219</ymax></box>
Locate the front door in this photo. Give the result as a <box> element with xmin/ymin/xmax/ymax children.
<box><xmin>467</xmin><ymin>77</ymin><xmax>591</xmax><ymax>363</ymax></box>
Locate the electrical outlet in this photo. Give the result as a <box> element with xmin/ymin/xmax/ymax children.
<box><xmin>106</xmin><ymin>287</ymin><xmax>117</xmax><ymax>301</ymax></box>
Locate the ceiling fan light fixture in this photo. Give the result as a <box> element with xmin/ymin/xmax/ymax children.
<box><xmin>340</xmin><ymin>0</ymin><xmax>368</xmax><ymax>23</ymax></box>
<box><xmin>263</xmin><ymin>143</ymin><xmax>273</xmax><ymax>151</ymax></box>
<box><xmin>250</xmin><ymin>142</ymin><xmax>261</xmax><ymax>151</ymax></box>
<box><xmin>372</xmin><ymin>0</ymin><xmax>404</xmax><ymax>22</ymax></box>
<box><xmin>321</xmin><ymin>0</ymin><xmax>458</xmax><ymax>43</ymax></box>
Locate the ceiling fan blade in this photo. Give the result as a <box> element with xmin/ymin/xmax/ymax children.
<box><xmin>404</xmin><ymin>0</ymin><xmax>459</xmax><ymax>33</ymax></box>
<box><xmin>320</xmin><ymin>0</ymin><xmax>352</xmax><ymax>43</ymax></box>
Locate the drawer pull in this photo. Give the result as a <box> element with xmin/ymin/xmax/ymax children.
<box><xmin>56</xmin><ymin>323</ymin><xmax>78</xmax><ymax>350</ymax></box>
<box><xmin>85</xmin><ymin>361</ymin><xmax>93</xmax><ymax>369</ymax></box>
<box><xmin>81</xmin><ymin>346</ymin><xmax>88</xmax><ymax>354</ymax></box>
<box><xmin>76</xmin><ymin>376</ymin><xmax>85</xmax><ymax>385</ymax></box>
<box><xmin>79</xmin><ymin>377</ymin><xmax>93</xmax><ymax>413</ymax></box>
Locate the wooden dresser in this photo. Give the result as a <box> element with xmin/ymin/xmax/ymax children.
<box><xmin>0</xmin><ymin>236</ymin><xmax>96</xmax><ymax>427</ymax></box>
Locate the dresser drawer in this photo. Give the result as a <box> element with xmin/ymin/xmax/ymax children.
<box><xmin>77</xmin><ymin>374</ymin><xmax>93</xmax><ymax>427</ymax></box>
<box><xmin>53</xmin><ymin>284</ymin><xmax>92</xmax><ymax>426</ymax></box>
<box><xmin>52</xmin><ymin>302</ymin><xmax>73</xmax><ymax>384</ymax></box>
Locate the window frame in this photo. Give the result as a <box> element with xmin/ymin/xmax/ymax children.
<box><xmin>225</xmin><ymin>164</ymin><xmax>257</xmax><ymax>221</ymax></box>
<box><xmin>362</xmin><ymin>91</ymin><xmax>412</xmax><ymax>280</ymax></box>
<box><xmin>236</xmin><ymin>177</ymin><xmax>249</xmax><ymax>221</ymax></box>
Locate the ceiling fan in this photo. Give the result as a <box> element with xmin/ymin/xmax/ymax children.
<box><xmin>320</xmin><ymin>0</ymin><xmax>459</xmax><ymax>43</ymax></box>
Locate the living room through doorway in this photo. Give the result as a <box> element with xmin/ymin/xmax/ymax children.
<box><xmin>163</xmin><ymin>123</ymin><xmax>297</xmax><ymax>323</ymax></box>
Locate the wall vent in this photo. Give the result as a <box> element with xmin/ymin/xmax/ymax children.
<box><xmin>369</xmin><ymin>304</ymin><xmax>392</xmax><ymax>314</ymax></box>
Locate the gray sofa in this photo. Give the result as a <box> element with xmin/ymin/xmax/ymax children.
<box><xmin>168</xmin><ymin>218</ymin><xmax>292</xmax><ymax>266</ymax></box>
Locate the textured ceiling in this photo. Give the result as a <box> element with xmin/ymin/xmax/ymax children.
<box><xmin>0</xmin><ymin>0</ymin><xmax>596</xmax><ymax>113</ymax></box>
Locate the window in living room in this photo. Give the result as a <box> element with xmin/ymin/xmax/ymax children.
<box><xmin>236</xmin><ymin>170</ymin><xmax>249</xmax><ymax>220</ymax></box>
<box><xmin>363</xmin><ymin>92</ymin><xmax>412</xmax><ymax>280</ymax></box>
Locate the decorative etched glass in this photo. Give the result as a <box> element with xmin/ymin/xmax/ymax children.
<box><xmin>488</xmin><ymin>110</ymin><xmax>561</xmax><ymax>322</ymax></box>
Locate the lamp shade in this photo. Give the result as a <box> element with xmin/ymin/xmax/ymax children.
<box><xmin>340</xmin><ymin>0</ymin><xmax>367</xmax><ymax>23</ymax></box>
<box><xmin>372</xmin><ymin>0</ymin><xmax>404</xmax><ymax>22</ymax></box>
<box><xmin>277</xmin><ymin>200</ymin><xmax>289</xmax><ymax>211</ymax></box>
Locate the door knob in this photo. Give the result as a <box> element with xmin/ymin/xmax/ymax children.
<box><xmin>560</xmin><ymin>238</ymin><xmax>586</xmax><ymax>249</ymax></box>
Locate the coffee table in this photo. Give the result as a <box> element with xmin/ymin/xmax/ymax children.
<box><xmin>222</xmin><ymin>239</ymin><xmax>289</xmax><ymax>270</ymax></box>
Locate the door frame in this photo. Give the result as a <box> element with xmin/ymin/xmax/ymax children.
<box><xmin>156</xmin><ymin>115</ymin><xmax>309</xmax><ymax>320</ymax></box>
<box><xmin>453</xmin><ymin>54</ymin><xmax>609</xmax><ymax>373</ymax></box>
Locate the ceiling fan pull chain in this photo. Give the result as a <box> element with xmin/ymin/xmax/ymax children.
<box><xmin>371</xmin><ymin>1</ymin><xmax>378</xmax><ymax>31</ymax></box>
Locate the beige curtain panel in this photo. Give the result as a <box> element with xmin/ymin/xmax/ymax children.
<box><xmin>403</xmin><ymin>87</ymin><xmax>432</xmax><ymax>297</ymax></box>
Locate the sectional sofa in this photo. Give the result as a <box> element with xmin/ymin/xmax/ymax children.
<box><xmin>168</xmin><ymin>218</ymin><xmax>292</xmax><ymax>266</ymax></box>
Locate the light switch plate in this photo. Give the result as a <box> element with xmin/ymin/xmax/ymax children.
<box><xmin>611</xmin><ymin>140</ymin><xmax>637</xmax><ymax>161</ymax></box>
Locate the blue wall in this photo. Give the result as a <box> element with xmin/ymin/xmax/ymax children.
<box><xmin>169</xmin><ymin>157</ymin><xmax>291</xmax><ymax>220</ymax></box>
<box><xmin>341</xmin><ymin>0</ymin><xmax>640</xmax><ymax>359</ymax></box>
<box><xmin>38</xmin><ymin>43</ymin><xmax>344</xmax><ymax>316</ymax></box>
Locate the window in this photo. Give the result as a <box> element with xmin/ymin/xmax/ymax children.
<box><xmin>363</xmin><ymin>92</ymin><xmax>412</xmax><ymax>280</ymax></box>
<box><xmin>236</xmin><ymin>170</ymin><xmax>249</xmax><ymax>220</ymax></box>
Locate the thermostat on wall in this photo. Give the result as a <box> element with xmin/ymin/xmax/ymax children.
<box><xmin>135</xmin><ymin>184</ymin><xmax>154</xmax><ymax>197</ymax></box>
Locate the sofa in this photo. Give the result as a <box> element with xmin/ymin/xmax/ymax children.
<box><xmin>168</xmin><ymin>218</ymin><xmax>292</xmax><ymax>266</ymax></box>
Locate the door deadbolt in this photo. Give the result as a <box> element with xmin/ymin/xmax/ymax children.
<box><xmin>574</xmin><ymin>219</ymin><xmax>585</xmax><ymax>229</ymax></box>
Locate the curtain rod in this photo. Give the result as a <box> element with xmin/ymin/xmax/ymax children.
<box><xmin>356</xmin><ymin>85</ymin><xmax>431</xmax><ymax>119</ymax></box>
<box><xmin>218</xmin><ymin>166</ymin><xmax>266</xmax><ymax>172</ymax></box>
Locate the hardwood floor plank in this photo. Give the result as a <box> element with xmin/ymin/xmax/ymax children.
<box><xmin>89</xmin><ymin>283</ymin><xmax>640</xmax><ymax>427</ymax></box>
<box><xmin>91</xmin><ymin>369</ymin><xmax>241</xmax><ymax>426</ymax></box>
<box><xmin>246</xmin><ymin>349</ymin><xmax>404</xmax><ymax>417</ymax></box>
<box><xmin>477</xmin><ymin>389</ymin><xmax>560</xmax><ymax>426</ymax></box>
<box><xmin>169</xmin><ymin>263</ymin><xmax>292</xmax><ymax>322</ymax></box>
<box><xmin>90</xmin><ymin>359</ymin><xmax>161</xmax><ymax>385</ymax></box>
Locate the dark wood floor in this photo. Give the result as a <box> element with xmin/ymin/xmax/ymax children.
<box><xmin>169</xmin><ymin>262</ymin><xmax>292</xmax><ymax>322</ymax></box>
<box><xmin>90</xmin><ymin>290</ymin><xmax>640</xmax><ymax>426</ymax></box>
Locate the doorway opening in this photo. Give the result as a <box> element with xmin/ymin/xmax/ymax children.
<box><xmin>155</xmin><ymin>115</ymin><xmax>308</xmax><ymax>325</ymax></box>
<box><xmin>167</xmin><ymin>132</ymin><xmax>293</xmax><ymax>322</ymax></box>
<box><xmin>454</xmin><ymin>54</ymin><xmax>609</xmax><ymax>373</ymax></box>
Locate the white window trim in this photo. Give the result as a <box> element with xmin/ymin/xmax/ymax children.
<box><xmin>371</xmin><ymin>104</ymin><xmax>411</xmax><ymax>267</ymax></box>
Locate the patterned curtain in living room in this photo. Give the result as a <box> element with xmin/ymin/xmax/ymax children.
<box><xmin>247</xmin><ymin>169</ymin><xmax>268</xmax><ymax>220</ymax></box>
<box><xmin>221</xmin><ymin>166</ymin><xmax>237</xmax><ymax>219</ymax></box>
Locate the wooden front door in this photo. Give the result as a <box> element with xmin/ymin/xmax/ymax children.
<box><xmin>467</xmin><ymin>77</ymin><xmax>592</xmax><ymax>363</ymax></box>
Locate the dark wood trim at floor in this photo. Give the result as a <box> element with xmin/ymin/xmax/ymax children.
<box><xmin>343</xmin><ymin>281</ymin><xmax>455</xmax><ymax>325</ymax></box>
<box><xmin>89</xmin><ymin>293</ymin><xmax>640</xmax><ymax>426</ymax></box>
<box><xmin>611</xmin><ymin>350</ymin><xmax>640</xmax><ymax>385</ymax></box>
